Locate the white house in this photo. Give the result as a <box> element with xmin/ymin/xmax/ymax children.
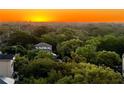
<box><xmin>34</xmin><ymin>42</ymin><xmax>57</xmax><ymax>58</ymax></box>
<box><xmin>0</xmin><ymin>53</ymin><xmax>15</xmax><ymax>78</ymax></box>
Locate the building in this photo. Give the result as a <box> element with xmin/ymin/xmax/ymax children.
<box><xmin>34</xmin><ymin>42</ymin><xmax>52</xmax><ymax>52</ymax></box>
<box><xmin>0</xmin><ymin>53</ymin><xmax>15</xmax><ymax>77</ymax></box>
<box><xmin>34</xmin><ymin>42</ymin><xmax>57</xmax><ymax>58</ymax></box>
<box><xmin>122</xmin><ymin>54</ymin><xmax>124</xmax><ymax>77</ymax></box>
<box><xmin>0</xmin><ymin>76</ymin><xmax>15</xmax><ymax>84</ymax></box>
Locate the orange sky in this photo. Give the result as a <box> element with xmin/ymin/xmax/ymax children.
<box><xmin>0</xmin><ymin>9</ymin><xmax>124</xmax><ymax>22</ymax></box>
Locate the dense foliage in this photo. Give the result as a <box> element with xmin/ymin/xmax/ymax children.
<box><xmin>0</xmin><ymin>23</ymin><xmax>123</xmax><ymax>84</ymax></box>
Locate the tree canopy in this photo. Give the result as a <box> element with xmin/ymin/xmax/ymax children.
<box><xmin>0</xmin><ymin>23</ymin><xmax>123</xmax><ymax>84</ymax></box>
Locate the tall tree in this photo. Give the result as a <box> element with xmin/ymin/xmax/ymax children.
<box><xmin>96</xmin><ymin>50</ymin><xmax>121</xmax><ymax>72</ymax></box>
<box><xmin>57</xmin><ymin>39</ymin><xmax>83</xmax><ymax>57</ymax></box>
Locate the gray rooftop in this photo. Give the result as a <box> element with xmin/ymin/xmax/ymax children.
<box><xmin>0</xmin><ymin>77</ymin><xmax>15</xmax><ymax>84</ymax></box>
<box><xmin>35</xmin><ymin>42</ymin><xmax>52</xmax><ymax>47</ymax></box>
<box><xmin>0</xmin><ymin>79</ymin><xmax>7</xmax><ymax>84</ymax></box>
<box><xmin>0</xmin><ymin>54</ymin><xmax>14</xmax><ymax>59</ymax></box>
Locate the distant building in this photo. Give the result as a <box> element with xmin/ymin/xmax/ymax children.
<box><xmin>0</xmin><ymin>53</ymin><xmax>15</xmax><ymax>77</ymax></box>
<box><xmin>34</xmin><ymin>42</ymin><xmax>57</xmax><ymax>58</ymax></box>
<box><xmin>34</xmin><ymin>42</ymin><xmax>52</xmax><ymax>52</ymax></box>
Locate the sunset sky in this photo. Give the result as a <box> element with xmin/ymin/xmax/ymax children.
<box><xmin>0</xmin><ymin>9</ymin><xmax>124</xmax><ymax>22</ymax></box>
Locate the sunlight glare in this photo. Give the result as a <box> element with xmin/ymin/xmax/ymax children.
<box><xmin>27</xmin><ymin>16</ymin><xmax>50</xmax><ymax>22</ymax></box>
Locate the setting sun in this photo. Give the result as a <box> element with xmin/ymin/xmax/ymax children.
<box><xmin>0</xmin><ymin>9</ymin><xmax>124</xmax><ymax>22</ymax></box>
<box><xmin>27</xmin><ymin>16</ymin><xmax>51</xmax><ymax>22</ymax></box>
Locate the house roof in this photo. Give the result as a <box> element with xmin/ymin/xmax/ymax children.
<box><xmin>0</xmin><ymin>76</ymin><xmax>15</xmax><ymax>84</ymax></box>
<box><xmin>35</xmin><ymin>42</ymin><xmax>52</xmax><ymax>47</ymax></box>
<box><xmin>0</xmin><ymin>54</ymin><xmax>14</xmax><ymax>60</ymax></box>
<box><xmin>0</xmin><ymin>78</ymin><xmax>7</xmax><ymax>84</ymax></box>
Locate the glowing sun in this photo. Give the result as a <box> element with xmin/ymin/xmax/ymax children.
<box><xmin>27</xmin><ymin>16</ymin><xmax>50</xmax><ymax>22</ymax></box>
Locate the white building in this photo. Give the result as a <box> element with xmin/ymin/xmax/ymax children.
<box><xmin>34</xmin><ymin>42</ymin><xmax>52</xmax><ymax>52</ymax></box>
<box><xmin>34</xmin><ymin>42</ymin><xmax>57</xmax><ymax>58</ymax></box>
<box><xmin>122</xmin><ymin>54</ymin><xmax>124</xmax><ymax>77</ymax></box>
<box><xmin>0</xmin><ymin>53</ymin><xmax>15</xmax><ymax>77</ymax></box>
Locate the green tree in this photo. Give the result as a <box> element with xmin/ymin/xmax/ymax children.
<box><xmin>8</xmin><ymin>31</ymin><xmax>40</xmax><ymax>47</ymax></box>
<box><xmin>22</xmin><ymin>77</ymin><xmax>47</xmax><ymax>84</ymax></box>
<box><xmin>57</xmin><ymin>39</ymin><xmax>83</xmax><ymax>57</ymax></box>
<box><xmin>23</xmin><ymin>58</ymin><xmax>57</xmax><ymax>78</ymax></box>
<box><xmin>56</xmin><ymin>63</ymin><xmax>122</xmax><ymax>84</ymax></box>
<box><xmin>1</xmin><ymin>45</ymin><xmax>27</xmax><ymax>55</ymax></box>
<box><xmin>70</xmin><ymin>52</ymin><xmax>87</xmax><ymax>63</ymax></box>
<box><xmin>58</xmin><ymin>28</ymin><xmax>77</xmax><ymax>40</ymax></box>
<box><xmin>96</xmin><ymin>50</ymin><xmax>121</xmax><ymax>71</ymax></box>
<box><xmin>14</xmin><ymin>55</ymin><xmax>29</xmax><ymax>80</ymax></box>
<box><xmin>97</xmin><ymin>35</ymin><xmax>124</xmax><ymax>55</ymax></box>
<box><xmin>76</xmin><ymin>44</ymin><xmax>96</xmax><ymax>63</ymax></box>
<box><xmin>56</xmin><ymin>76</ymin><xmax>73</xmax><ymax>84</ymax></box>
<box><xmin>46</xmin><ymin>69</ymin><xmax>63</xmax><ymax>83</ymax></box>
<box><xmin>41</xmin><ymin>32</ymin><xmax>66</xmax><ymax>51</ymax></box>
<box><xmin>85</xmin><ymin>36</ymin><xmax>101</xmax><ymax>47</ymax></box>
<box><xmin>41</xmin><ymin>28</ymin><xmax>77</xmax><ymax>51</ymax></box>
<box><xmin>26</xmin><ymin>49</ymin><xmax>39</xmax><ymax>60</ymax></box>
<box><xmin>34</xmin><ymin>50</ymin><xmax>53</xmax><ymax>59</ymax></box>
<box><xmin>32</xmin><ymin>26</ymin><xmax>51</xmax><ymax>37</ymax></box>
